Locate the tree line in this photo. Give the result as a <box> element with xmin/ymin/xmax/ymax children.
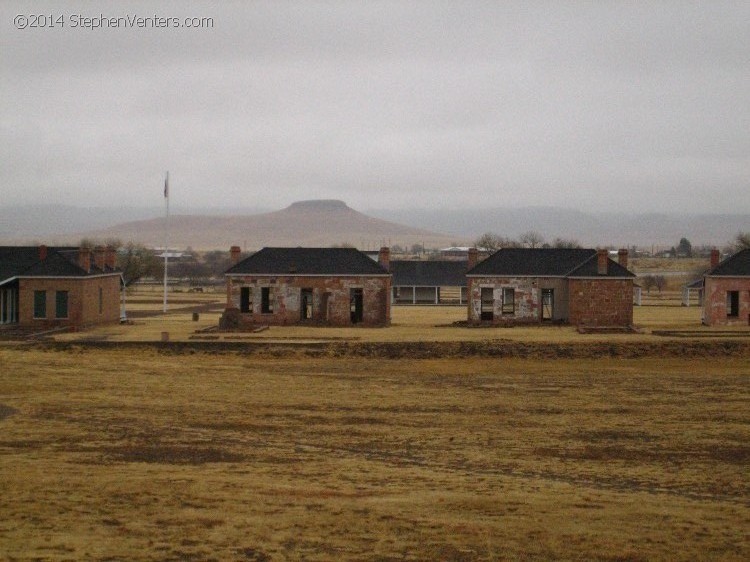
<box><xmin>472</xmin><ymin>231</ymin><xmax>750</xmax><ymax>255</ymax></box>
<box><xmin>474</xmin><ymin>231</ymin><xmax>582</xmax><ymax>251</ymax></box>
<box><xmin>81</xmin><ymin>231</ymin><xmax>749</xmax><ymax>286</ymax></box>
<box><xmin>79</xmin><ymin>239</ymin><xmax>236</xmax><ymax>287</ymax></box>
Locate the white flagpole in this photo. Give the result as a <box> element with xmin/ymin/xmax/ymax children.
<box><xmin>163</xmin><ymin>171</ymin><xmax>169</xmax><ymax>313</ymax></box>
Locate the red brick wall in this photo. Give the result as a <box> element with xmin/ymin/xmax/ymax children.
<box><xmin>224</xmin><ymin>275</ymin><xmax>390</xmax><ymax>327</ymax></box>
<box><xmin>703</xmin><ymin>277</ymin><xmax>750</xmax><ymax>326</ymax></box>
<box><xmin>19</xmin><ymin>275</ymin><xmax>121</xmax><ymax>328</ymax></box>
<box><xmin>568</xmin><ymin>279</ymin><xmax>633</xmax><ymax>327</ymax></box>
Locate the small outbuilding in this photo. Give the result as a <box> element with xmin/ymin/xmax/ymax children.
<box><xmin>466</xmin><ymin>247</ymin><xmax>635</xmax><ymax>327</ymax></box>
<box><xmin>220</xmin><ymin>246</ymin><xmax>391</xmax><ymax>328</ymax></box>
<box><xmin>702</xmin><ymin>248</ymin><xmax>750</xmax><ymax>326</ymax></box>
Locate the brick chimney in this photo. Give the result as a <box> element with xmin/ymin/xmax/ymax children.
<box><xmin>38</xmin><ymin>245</ymin><xmax>47</xmax><ymax>261</ymax></box>
<box><xmin>105</xmin><ymin>246</ymin><xmax>116</xmax><ymax>270</ymax></box>
<box><xmin>467</xmin><ymin>247</ymin><xmax>478</xmax><ymax>271</ymax></box>
<box><xmin>597</xmin><ymin>249</ymin><xmax>608</xmax><ymax>275</ymax></box>
<box><xmin>710</xmin><ymin>249</ymin><xmax>720</xmax><ymax>268</ymax></box>
<box><xmin>93</xmin><ymin>246</ymin><xmax>106</xmax><ymax>271</ymax></box>
<box><xmin>230</xmin><ymin>245</ymin><xmax>241</xmax><ymax>265</ymax></box>
<box><xmin>78</xmin><ymin>247</ymin><xmax>91</xmax><ymax>273</ymax></box>
<box><xmin>378</xmin><ymin>246</ymin><xmax>390</xmax><ymax>271</ymax></box>
<box><xmin>617</xmin><ymin>249</ymin><xmax>628</xmax><ymax>270</ymax></box>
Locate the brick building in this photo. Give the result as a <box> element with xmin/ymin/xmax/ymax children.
<box><xmin>702</xmin><ymin>248</ymin><xmax>750</xmax><ymax>326</ymax></box>
<box><xmin>466</xmin><ymin>247</ymin><xmax>635</xmax><ymax>327</ymax></box>
<box><xmin>0</xmin><ymin>245</ymin><xmax>122</xmax><ymax>329</ymax></box>
<box><xmin>220</xmin><ymin>246</ymin><xmax>391</xmax><ymax>328</ymax></box>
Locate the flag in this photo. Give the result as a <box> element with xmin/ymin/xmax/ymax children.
<box><xmin>164</xmin><ymin>172</ymin><xmax>169</xmax><ymax>198</ymax></box>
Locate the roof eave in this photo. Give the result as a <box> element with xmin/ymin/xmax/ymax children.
<box><xmin>568</xmin><ymin>275</ymin><xmax>635</xmax><ymax>280</ymax></box>
<box><xmin>226</xmin><ymin>272</ymin><xmax>391</xmax><ymax>277</ymax></box>
<box><xmin>15</xmin><ymin>273</ymin><xmax>122</xmax><ymax>280</ymax></box>
<box><xmin>466</xmin><ymin>274</ymin><xmax>568</xmax><ymax>278</ymax></box>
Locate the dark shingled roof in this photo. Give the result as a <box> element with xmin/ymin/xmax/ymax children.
<box><xmin>225</xmin><ymin>247</ymin><xmax>389</xmax><ymax>276</ymax></box>
<box><xmin>391</xmin><ymin>260</ymin><xmax>467</xmax><ymax>287</ymax></box>
<box><xmin>706</xmin><ymin>248</ymin><xmax>750</xmax><ymax>276</ymax></box>
<box><xmin>467</xmin><ymin>248</ymin><xmax>635</xmax><ymax>278</ymax></box>
<box><xmin>0</xmin><ymin>246</ymin><xmax>118</xmax><ymax>285</ymax></box>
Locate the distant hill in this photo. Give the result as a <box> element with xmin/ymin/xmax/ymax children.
<box><xmin>1</xmin><ymin>201</ymin><xmax>746</xmax><ymax>249</ymax></box>
<box><xmin>62</xmin><ymin>200</ymin><xmax>461</xmax><ymax>250</ymax></box>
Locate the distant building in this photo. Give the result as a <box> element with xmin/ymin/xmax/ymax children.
<box><xmin>466</xmin><ymin>247</ymin><xmax>635</xmax><ymax>327</ymax></box>
<box><xmin>439</xmin><ymin>246</ymin><xmax>491</xmax><ymax>259</ymax></box>
<box><xmin>220</xmin><ymin>246</ymin><xmax>391</xmax><ymax>328</ymax></box>
<box><xmin>390</xmin><ymin>260</ymin><xmax>468</xmax><ymax>304</ymax></box>
<box><xmin>701</xmin><ymin>248</ymin><xmax>750</xmax><ymax>326</ymax></box>
<box><xmin>0</xmin><ymin>246</ymin><xmax>121</xmax><ymax>329</ymax></box>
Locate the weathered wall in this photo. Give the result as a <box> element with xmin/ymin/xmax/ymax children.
<box><xmin>224</xmin><ymin>275</ymin><xmax>390</xmax><ymax>327</ymax></box>
<box><xmin>703</xmin><ymin>277</ymin><xmax>750</xmax><ymax>326</ymax></box>
<box><xmin>468</xmin><ymin>276</ymin><xmax>631</xmax><ymax>326</ymax></box>
<box><xmin>18</xmin><ymin>275</ymin><xmax>121</xmax><ymax>328</ymax></box>
<box><xmin>467</xmin><ymin>277</ymin><xmax>539</xmax><ymax>324</ymax></box>
<box><xmin>568</xmin><ymin>279</ymin><xmax>633</xmax><ymax>327</ymax></box>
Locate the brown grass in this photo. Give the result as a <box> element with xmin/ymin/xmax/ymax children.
<box><xmin>0</xmin><ymin>347</ymin><xmax>748</xmax><ymax>561</ymax></box>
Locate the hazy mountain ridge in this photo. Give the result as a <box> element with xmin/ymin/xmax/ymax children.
<box><xmin>1</xmin><ymin>201</ymin><xmax>746</xmax><ymax>249</ymax></box>
<box><xmin>366</xmin><ymin>207</ymin><xmax>749</xmax><ymax>248</ymax></box>
<box><xmin>3</xmin><ymin>200</ymin><xmax>456</xmax><ymax>250</ymax></box>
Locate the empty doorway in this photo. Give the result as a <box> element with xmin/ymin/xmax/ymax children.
<box><xmin>301</xmin><ymin>288</ymin><xmax>313</xmax><ymax>320</ymax></box>
<box><xmin>350</xmin><ymin>288</ymin><xmax>363</xmax><ymax>323</ymax></box>
<box><xmin>542</xmin><ymin>289</ymin><xmax>554</xmax><ymax>321</ymax></box>
<box><xmin>480</xmin><ymin>287</ymin><xmax>494</xmax><ymax>321</ymax></box>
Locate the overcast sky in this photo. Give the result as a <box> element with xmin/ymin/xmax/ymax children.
<box><xmin>2</xmin><ymin>1</ymin><xmax>748</xmax><ymax>214</ymax></box>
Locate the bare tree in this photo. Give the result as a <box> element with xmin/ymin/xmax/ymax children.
<box><xmin>677</xmin><ymin>237</ymin><xmax>693</xmax><ymax>257</ymax></box>
<box><xmin>654</xmin><ymin>275</ymin><xmax>667</xmax><ymax>293</ymax></box>
<box><xmin>519</xmin><ymin>231</ymin><xmax>545</xmax><ymax>248</ymax></box>
<box><xmin>202</xmin><ymin>250</ymin><xmax>233</xmax><ymax>277</ymax></box>
<box><xmin>641</xmin><ymin>275</ymin><xmax>656</xmax><ymax>294</ymax></box>
<box><xmin>551</xmin><ymin>237</ymin><xmax>582</xmax><ymax>249</ymax></box>
<box><xmin>474</xmin><ymin>233</ymin><xmax>505</xmax><ymax>251</ymax></box>
<box><xmin>79</xmin><ymin>237</ymin><xmax>122</xmax><ymax>251</ymax></box>
<box><xmin>118</xmin><ymin>242</ymin><xmax>160</xmax><ymax>286</ymax></box>
<box><xmin>733</xmin><ymin>232</ymin><xmax>750</xmax><ymax>252</ymax></box>
<box><xmin>104</xmin><ymin>237</ymin><xmax>123</xmax><ymax>251</ymax></box>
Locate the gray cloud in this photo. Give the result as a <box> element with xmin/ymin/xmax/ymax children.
<box><xmin>2</xmin><ymin>1</ymin><xmax>748</xmax><ymax>213</ymax></box>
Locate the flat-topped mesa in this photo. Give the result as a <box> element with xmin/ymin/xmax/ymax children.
<box><xmin>285</xmin><ymin>200</ymin><xmax>351</xmax><ymax>212</ymax></box>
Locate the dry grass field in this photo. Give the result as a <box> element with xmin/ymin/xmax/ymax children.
<box><xmin>2</xmin><ymin>289</ymin><xmax>749</xmax><ymax>560</ymax></box>
<box><xmin>1</xmin><ymin>345</ymin><xmax>748</xmax><ymax>561</ymax></box>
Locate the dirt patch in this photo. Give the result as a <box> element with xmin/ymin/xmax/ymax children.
<box><xmin>237</xmin><ymin>548</ymin><xmax>271</xmax><ymax>561</ymax></box>
<box><xmin>104</xmin><ymin>444</ymin><xmax>246</xmax><ymax>465</ymax></box>
<box><xmin>126</xmin><ymin>302</ymin><xmax>224</xmax><ymax>319</ymax></box>
<box><xmin>0</xmin><ymin>404</ymin><xmax>18</xmax><ymax>421</ymax></box>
